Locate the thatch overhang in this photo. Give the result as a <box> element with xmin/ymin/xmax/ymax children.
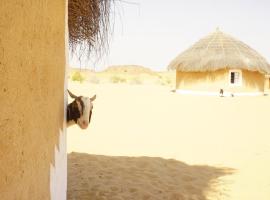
<box><xmin>168</xmin><ymin>29</ymin><xmax>270</xmax><ymax>74</ymax></box>
<box><xmin>68</xmin><ymin>0</ymin><xmax>114</xmax><ymax>57</ymax></box>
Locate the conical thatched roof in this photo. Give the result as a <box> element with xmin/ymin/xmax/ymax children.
<box><xmin>168</xmin><ymin>29</ymin><xmax>270</xmax><ymax>74</ymax></box>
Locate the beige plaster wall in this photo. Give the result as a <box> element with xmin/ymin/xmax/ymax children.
<box><xmin>176</xmin><ymin>69</ymin><xmax>265</xmax><ymax>93</ymax></box>
<box><xmin>0</xmin><ymin>0</ymin><xmax>66</xmax><ymax>199</ymax></box>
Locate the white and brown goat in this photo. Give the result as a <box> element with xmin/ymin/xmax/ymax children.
<box><xmin>67</xmin><ymin>90</ymin><xmax>96</xmax><ymax>129</ymax></box>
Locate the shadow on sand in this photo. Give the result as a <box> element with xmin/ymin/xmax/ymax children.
<box><xmin>68</xmin><ymin>152</ymin><xmax>234</xmax><ymax>200</ymax></box>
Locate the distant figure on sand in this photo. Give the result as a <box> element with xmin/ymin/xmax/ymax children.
<box><xmin>219</xmin><ymin>89</ymin><xmax>224</xmax><ymax>97</ymax></box>
<box><xmin>67</xmin><ymin>90</ymin><xmax>96</xmax><ymax>129</ymax></box>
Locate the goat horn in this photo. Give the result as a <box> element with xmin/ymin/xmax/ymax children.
<box><xmin>90</xmin><ymin>94</ymin><xmax>96</xmax><ymax>102</ymax></box>
<box><xmin>67</xmin><ymin>90</ymin><xmax>78</xmax><ymax>99</ymax></box>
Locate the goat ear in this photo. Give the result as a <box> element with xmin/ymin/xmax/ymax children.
<box><xmin>90</xmin><ymin>94</ymin><xmax>96</xmax><ymax>102</ymax></box>
<box><xmin>67</xmin><ymin>90</ymin><xmax>78</xmax><ymax>99</ymax></box>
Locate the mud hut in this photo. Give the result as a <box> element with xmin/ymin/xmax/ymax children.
<box><xmin>168</xmin><ymin>29</ymin><xmax>270</xmax><ymax>96</ymax></box>
<box><xmin>0</xmin><ymin>0</ymin><xmax>113</xmax><ymax>199</ymax></box>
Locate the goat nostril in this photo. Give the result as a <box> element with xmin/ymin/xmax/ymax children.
<box><xmin>82</xmin><ymin>120</ymin><xmax>88</xmax><ymax>126</ymax></box>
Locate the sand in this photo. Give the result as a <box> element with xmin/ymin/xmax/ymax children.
<box><xmin>68</xmin><ymin>153</ymin><xmax>233</xmax><ymax>200</ymax></box>
<box><xmin>67</xmin><ymin>81</ymin><xmax>270</xmax><ymax>200</ymax></box>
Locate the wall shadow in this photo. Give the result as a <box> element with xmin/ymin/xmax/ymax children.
<box><xmin>68</xmin><ymin>152</ymin><xmax>234</xmax><ymax>200</ymax></box>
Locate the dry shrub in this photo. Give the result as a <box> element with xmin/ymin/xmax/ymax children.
<box><xmin>71</xmin><ymin>71</ymin><xmax>85</xmax><ymax>83</ymax></box>
<box><xmin>110</xmin><ymin>76</ymin><xmax>126</xmax><ymax>83</ymax></box>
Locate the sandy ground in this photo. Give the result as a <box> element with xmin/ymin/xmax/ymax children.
<box><xmin>67</xmin><ymin>81</ymin><xmax>270</xmax><ymax>200</ymax></box>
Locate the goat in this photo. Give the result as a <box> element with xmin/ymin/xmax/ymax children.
<box><xmin>67</xmin><ymin>90</ymin><xmax>96</xmax><ymax>129</ymax></box>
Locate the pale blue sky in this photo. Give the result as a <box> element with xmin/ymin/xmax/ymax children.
<box><xmin>70</xmin><ymin>0</ymin><xmax>270</xmax><ymax>71</ymax></box>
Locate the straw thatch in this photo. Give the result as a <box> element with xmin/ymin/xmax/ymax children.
<box><xmin>168</xmin><ymin>29</ymin><xmax>270</xmax><ymax>74</ymax></box>
<box><xmin>68</xmin><ymin>0</ymin><xmax>114</xmax><ymax>57</ymax></box>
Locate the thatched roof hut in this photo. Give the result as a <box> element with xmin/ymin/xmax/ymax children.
<box><xmin>168</xmin><ymin>28</ymin><xmax>270</xmax><ymax>74</ymax></box>
<box><xmin>168</xmin><ymin>29</ymin><xmax>270</xmax><ymax>96</ymax></box>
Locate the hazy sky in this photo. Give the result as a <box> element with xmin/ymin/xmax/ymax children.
<box><xmin>70</xmin><ymin>0</ymin><xmax>270</xmax><ymax>71</ymax></box>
